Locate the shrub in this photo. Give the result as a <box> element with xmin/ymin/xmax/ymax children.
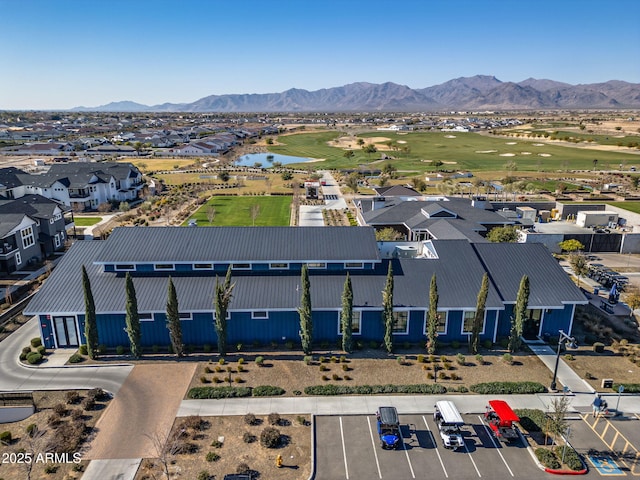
<box><xmin>475</xmin><ymin>354</ymin><xmax>484</xmax><ymax>365</ymax></box>
<box><xmin>451</xmin><ymin>373</ymin><xmax>459</xmax><ymax>381</ymax></box>
<box><xmin>200</xmin><ymin>376</ymin><xmax>209</xmax><ymax>384</ymax></box>
<box><xmin>82</xmin><ymin>398</ymin><xmax>95</xmax><ymax>411</ymax></box>
<box><xmin>197</xmin><ymin>471</ymin><xmax>210</xmax><ymax>480</ymax></box>
<box><xmin>304</xmin><ymin>355</ymin><xmax>313</xmax><ymax>365</ymax></box>
<box><xmin>30</xmin><ymin>337</ymin><xmax>42</xmax><ymax>348</ymax></box>
<box><xmin>515</xmin><ymin>409</ymin><xmax>546</xmax><ymax>432</ymax></box>
<box><xmin>205</xmin><ymin>452</ymin><xmax>220</xmax><ymax>462</ymax></box>
<box><xmin>427</xmin><ymin>372</ymin><xmax>434</xmax><ymax>379</ymax></box>
<box><xmin>340</xmin><ymin>355</ymin><xmax>347</xmax><ymax>363</ymax></box>
<box><xmin>255</xmin><ymin>356</ymin><xmax>264</xmax><ymax>366</ymax></box>
<box><xmin>451</xmin><ymin>340</ymin><xmax>460</xmax><ymax>349</ymax></box>
<box><xmin>260</xmin><ymin>427</ymin><xmax>281</xmax><ymax>448</ymax></box>
<box><xmin>0</xmin><ymin>431</ymin><xmax>11</xmax><ymax>445</ymax></box>
<box><xmin>238</xmin><ymin>357</ymin><xmax>245</xmax><ymax>365</ymax></box>
<box><xmin>53</xmin><ymin>403</ymin><xmax>67</xmax><ymax>416</ymax></box>
<box><xmin>69</xmin><ymin>353</ymin><xmax>84</xmax><ymax>364</ymax></box>
<box><xmin>26</xmin><ymin>352</ymin><xmax>43</xmax><ymax>364</ymax></box>
<box><xmin>344</xmin><ymin>375</ymin><xmax>352</xmax><ymax>380</ymax></box>
<box><xmin>26</xmin><ymin>423</ymin><xmax>38</xmax><ymax>437</ymax></box>
<box><xmin>203</xmin><ymin>344</ymin><xmax>211</xmax><ymax>353</ymax></box>
<box><xmin>44</xmin><ymin>464</ymin><xmax>58</xmax><ymax>474</ymax></box>
<box><xmin>19</xmin><ymin>352</ymin><xmax>27</xmax><ymax>361</ymax></box>
<box><xmin>396</xmin><ymin>356</ymin><xmax>405</xmax><ymax>365</ymax></box>
<box><xmin>470</xmin><ymin>382</ymin><xmax>546</xmax><ymax>395</ymax></box>
<box><xmin>342</xmin><ymin>364</ymin><xmax>349</xmax><ymax>371</ymax></box>
<box><xmin>536</xmin><ymin>448</ymin><xmax>560</xmax><ymax>469</ymax></box>
<box><xmin>417</xmin><ymin>354</ymin><xmax>425</xmax><ymax>363</ymax></box>
<box><xmin>612</xmin><ymin>383</ymin><xmax>640</xmax><ymax>393</ymax></box>
<box><xmin>554</xmin><ymin>445</ymin><xmax>583</xmax><ymax>470</ymax></box>
<box><xmin>319</xmin><ymin>356</ymin><xmax>327</xmax><ymax>363</ymax></box>
<box><xmin>21</xmin><ymin>345</ymin><xmax>31</xmax><ymax>355</ymax></box>
<box><xmin>321</xmin><ymin>375</ymin><xmax>329</xmax><ymax>381</ymax></box>
<box><xmin>87</xmin><ymin>388</ymin><xmax>108</xmax><ymax>401</ymax></box>
<box><xmin>268</xmin><ymin>413</ymin><xmax>281</xmax><ymax>426</ymax></box>
<box><xmin>442</xmin><ymin>361</ymin><xmax>452</xmax><ymax>370</ymax></box>
<box><xmin>214</xmin><ymin>366</ymin><xmax>222</xmax><ymax>373</ymax></box>
<box><xmin>204</xmin><ymin>366</ymin><xmax>212</xmax><ymax>374</ymax></box>
<box><xmin>71</xmin><ymin>409</ymin><xmax>83</xmax><ymax>421</ymax></box>
<box><xmin>332</xmin><ymin>373</ymin><xmax>340</xmax><ymax>381</ymax></box>
<box><xmin>297</xmin><ymin>415</ymin><xmax>307</xmax><ymax>426</ymax></box>
<box><xmin>236</xmin><ymin>463</ymin><xmax>251</xmax><ymax>474</ymax></box>
<box><xmin>319</xmin><ymin>364</ymin><xmax>328</xmax><ymax>372</ymax></box>
<box><xmin>253</xmin><ymin>386</ymin><xmax>285</xmax><ymax>397</ymax></box>
<box><xmin>593</xmin><ymin>342</ymin><xmax>605</xmax><ymax>353</ymax></box>
<box><xmin>438</xmin><ymin>371</ymin><xmax>447</xmax><ymax>380</ymax></box>
<box><xmin>152</xmin><ymin>344</ymin><xmax>159</xmax><ymax>353</ymax></box>
<box><xmin>304</xmin><ymin>383</ymin><xmax>447</xmax><ymax>395</ymax></box>
<box><xmin>218</xmin><ymin>358</ymin><xmax>225</xmax><ymax>365</ymax></box>
<box><xmin>585</xmin><ymin>372</ymin><xmax>595</xmax><ymax>380</ymax></box>
<box><xmin>79</xmin><ymin>344</ymin><xmax>88</xmax><ymax>355</ymax></box>
<box><xmin>456</xmin><ymin>353</ymin><xmax>465</xmax><ymax>365</ymax></box>
<box><xmin>564</xmin><ymin>354</ymin><xmax>574</xmax><ymax>361</ymax></box>
<box><xmin>115</xmin><ymin>345</ymin><xmax>125</xmax><ymax>355</ymax></box>
<box><xmin>244</xmin><ymin>413</ymin><xmax>259</xmax><ymax>425</ymax></box>
<box><xmin>187</xmin><ymin>387</ymin><xmax>252</xmax><ymax>399</ymax></box>
<box><xmin>37</xmin><ymin>345</ymin><xmax>46</xmax><ymax>355</ymax></box>
<box><xmin>243</xmin><ymin>432</ymin><xmax>256</xmax><ymax>443</ymax></box>
<box><xmin>483</xmin><ymin>340</ymin><xmax>493</xmax><ymax>349</ymax></box>
<box><xmin>458</xmin><ymin>386</ymin><xmax>469</xmax><ymax>393</ymax></box>
<box><xmin>502</xmin><ymin>353</ymin><xmax>513</xmax><ymax>365</ymax></box>
<box><xmin>237</xmin><ymin>365</ymin><xmax>245</xmax><ymax>373</ymax></box>
<box><xmin>65</xmin><ymin>391</ymin><xmax>81</xmax><ymax>404</ymax></box>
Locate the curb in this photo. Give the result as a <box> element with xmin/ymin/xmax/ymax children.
<box><xmin>308</xmin><ymin>414</ymin><xmax>317</xmax><ymax>480</ymax></box>
<box><xmin>18</xmin><ymin>359</ymin><xmax>133</xmax><ymax>369</ymax></box>
<box><xmin>544</xmin><ymin>467</ymin><xmax>588</xmax><ymax>475</ymax></box>
<box><xmin>521</xmin><ymin>429</ymin><xmax>588</xmax><ymax>476</ymax></box>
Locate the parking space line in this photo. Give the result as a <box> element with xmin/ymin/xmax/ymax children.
<box><xmin>339</xmin><ymin>416</ymin><xmax>349</xmax><ymax>479</ymax></box>
<box><xmin>422</xmin><ymin>415</ymin><xmax>448</xmax><ymax>478</ymax></box>
<box><xmin>366</xmin><ymin>416</ymin><xmax>382</xmax><ymax>479</ymax></box>
<box><xmin>581</xmin><ymin>414</ymin><xmax>640</xmax><ymax>476</ymax></box>
<box><xmin>400</xmin><ymin>429</ymin><xmax>416</xmax><ymax>479</ymax></box>
<box><xmin>461</xmin><ymin>426</ymin><xmax>482</xmax><ymax>477</ymax></box>
<box><xmin>477</xmin><ymin>415</ymin><xmax>514</xmax><ymax>477</ymax></box>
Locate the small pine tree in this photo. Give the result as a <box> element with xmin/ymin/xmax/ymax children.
<box><xmin>82</xmin><ymin>265</ymin><xmax>99</xmax><ymax>360</ymax></box>
<box><xmin>341</xmin><ymin>273</ymin><xmax>353</xmax><ymax>353</ymax></box>
<box><xmin>470</xmin><ymin>273</ymin><xmax>489</xmax><ymax>354</ymax></box>
<box><xmin>382</xmin><ymin>262</ymin><xmax>394</xmax><ymax>354</ymax></box>
<box><xmin>125</xmin><ymin>273</ymin><xmax>142</xmax><ymax>359</ymax></box>
<box><xmin>298</xmin><ymin>265</ymin><xmax>313</xmax><ymax>355</ymax></box>
<box><xmin>509</xmin><ymin>275</ymin><xmax>529</xmax><ymax>353</ymax></box>
<box><xmin>166</xmin><ymin>277</ymin><xmax>184</xmax><ymax>357</ymax></box>
<box><xmin>214</xmin><ymin>267</ymin><xmax>234</xmax><ymax>357</ymax></box>
<box><xmin>427</xmin><ymin>273</ymin><xmax>439</xmax><ymax>355</ymax></box>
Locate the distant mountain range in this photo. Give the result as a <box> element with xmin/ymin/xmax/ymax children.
<box><xmin>72</xmin><ymin>76</ymin><xmax>640</xmax><ymax>112</ymax></box>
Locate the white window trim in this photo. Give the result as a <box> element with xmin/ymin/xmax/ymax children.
<box><xmin>139</xmin><ymin>313</ymin><xmax>154</xmax><ymax>322</ymax></box>
<box><xmin>115</xmin><ymin>264</ymin><xmax>135</xmax><ymax>271</ymax></box>
<box><xmin>344</xmin><ymin>262</ymin><xmax>364</xmax><ymax>269</ymax></box>
<box><xmin>392</xmin><ymin>309</ymin><xmax>410</xmax><ymax>335</ymax></box>
<box><xmin>154</xmin><ymin>263</ymin><xmax>175</xmax><ymax>271</ymax></box>
<box><xmin>461</xmin><ymin>310</ymin><xmax>487</xmax><ymax>335</ymax></box>
<box><xmin>54</xmin><ymin>234</ymin><xmax>61</xmax><ymax>248</ymax></box>
<box><xmin>213</xmin><ymin>311</ymin><xmax>231</xmax><ymax>320</ymax></box>
<box><xmin>251</xmin><ymin>311</ymin><xmax>269</xmax><ymax>319</ymax></box>
<box><xmin>15</xmin><ymin>251</ymin><xmax>22</xmax><ymax>266</ymax></box>
<box><xmin>193</xmin><ymin>263</ymin><xmax>213</xmax><ymax>270</ymax></box>
<box><xmin>269</xmin><ymin>262</ymin><xmax>290</xmax><ymax>270</ymax></box>
<box><xmin>179</xmin><ymin>312</ymin><xmax>193</xmax><ymax>321</ymax></box>
<box><xmin>21</xmin><ymin>226</ymin><xmax>35</xmax><ymax>249</ymax></box>
<box><xmin>423</xmin><ymin>310</ymin><xmax>448</xmax><ymax>335</ymax></box>
<box><xmin>307</xmin><ymin>262</ymin><xmax>326</xmax><ymax>269</ymax></box>
<box><xmin>337</xmin><ymin>310</ymin><xmax>362</xmax><ymax>335</ymax></box>
<box><xmin>231</xmin><ymin>263</ymin><xmax>251</xmax><ymax>270</ymax></box>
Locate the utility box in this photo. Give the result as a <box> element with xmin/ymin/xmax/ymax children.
<box><xmin>601</xmin><ymin>379</ymin><xmax>614</xmax><ymax>389</ymax></box>
<box><xmin>576</xmin><ymin>211</ymin><xmax>619</xmax><ymax>228</ymax></box>
<box><xmin>516</xmin><ymin>206</ymin><xmax>537</xmax><ymax>222</ymax></box>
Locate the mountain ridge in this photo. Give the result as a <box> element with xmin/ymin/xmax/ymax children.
<box><xmin>71</xmin><ymin>76</ymin><xmax>640</xmax><ymax>112</ymax></box>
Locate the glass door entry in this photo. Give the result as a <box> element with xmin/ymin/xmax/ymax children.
<box><xmin>53</xmin><ymin>316</ymin><xmax>79</xmax><ymax>347</ymax></box>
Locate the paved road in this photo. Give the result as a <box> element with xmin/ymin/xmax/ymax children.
<box><xmin>0</xmin><ymin>317</ymin><xmax>132</xmax><ymax>394</ymax></box>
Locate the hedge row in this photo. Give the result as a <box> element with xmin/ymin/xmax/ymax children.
<box><xmin>187</xmin><ymin>385</ymin><xmax>285</xmax><ymax>399</ymax></box>
<box><xmin>304</xmin><ymin>383</ymin><xmax>447</xmax><ymax>396</ymax></box>
<box><xmin>612</xmin><ymin>383</ymin><xmax>640</xmax><ymax>393</ymax></box>
<box><xmin>470</xmin><ymin>382</ymin><xmax>546</xmax><ymax>394</ymax></box>
<box><xmin>514</xmin><ymin>408</ymin><xmax>547</xmax><ymax>432</ymax></box>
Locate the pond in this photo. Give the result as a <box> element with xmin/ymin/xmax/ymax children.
<box><xmin>234</xmin><ymin>152</ymin><xmax>314</xmax><ymax>168</ymax></box>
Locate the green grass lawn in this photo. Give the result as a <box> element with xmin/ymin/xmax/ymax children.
<box><xmin>608</xmin><ymin>202</ymin><xmax>640</xmax><ymax>214</ymax></box>
<box><xmin>268</xmin><ymin>130</ymin><xmax>640</xmax><ymax>173</ymax></box>
<box><xmin>184</xmin><ymin>196</ymin><xmax>292</xmax><ymax>226</ymax></box>
<box><xmin>73</xmin><ymin>217</ymin><xmax>103</xmax><ymax>226</ymax></box>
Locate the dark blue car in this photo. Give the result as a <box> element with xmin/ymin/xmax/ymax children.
<box><xmin>376</xmin><ymin>406</ymin><xmax>401</xmax><ymax>449</ymax></box>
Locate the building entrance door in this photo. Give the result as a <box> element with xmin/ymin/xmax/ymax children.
<box><xmin>53</xmin><ymin>316</ymin><xmax>79</xmax><ymax>347</ymax></box>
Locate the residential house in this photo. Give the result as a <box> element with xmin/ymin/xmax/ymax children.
<box><xmin>25</xmin><ymin>226</ymin><xmax>586</xmax><ymax>349</ymax></box>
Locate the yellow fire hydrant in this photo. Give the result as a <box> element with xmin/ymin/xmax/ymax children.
<box><xmin>276</xmin><ymin>454</ymin><xmax>283</xmax><ymax>468</ymax></box>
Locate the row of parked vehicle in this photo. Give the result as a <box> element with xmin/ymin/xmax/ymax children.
<box><xmin>376</xmin><ymin>400</ymin><xmax>521</xmax><ymax>450</ymax></box>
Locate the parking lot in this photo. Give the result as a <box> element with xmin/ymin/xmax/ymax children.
<box><xmin>315</xmin><ymin>412</ymin><xmax>640</xmax><ymax>479</ymax></box>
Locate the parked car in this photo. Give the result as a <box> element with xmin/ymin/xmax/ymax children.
<box><xmin>434</xmin><ymin>400</ymin><xmax>465</xmax><ymax>450</ymax></box>
<box><xmin>376</xmin><ymin>406</ymin><xmax>401</xmax><ymax>449</ymax></box>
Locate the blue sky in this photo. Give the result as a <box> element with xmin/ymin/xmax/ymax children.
<box><xmin>1</xmin><ymin>0</ymin><xmax>639</xmax><ymax>110</ymax></box>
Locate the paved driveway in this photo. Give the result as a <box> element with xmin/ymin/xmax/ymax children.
<box><xmin>85</xmin><ymin>363</ymin><xmax>196</xmax><ymax>459</ymax></box>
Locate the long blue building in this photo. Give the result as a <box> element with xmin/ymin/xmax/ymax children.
<box><xmin>25</xmin><ymin>226</ymin><xmax>587</xmax><ymax>350</ymax></box>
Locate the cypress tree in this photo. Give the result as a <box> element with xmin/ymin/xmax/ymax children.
<box><xmin>382</xmin><ymin>262</ymin><xmax>394</xmax><ymax>354</ymax></box>
<box><xmin>166</xmin><ymin>276</ymin><xmax>184</xmax><ymax>357</ymax></box>
<box><xmin>470</xmin><ymin>273</ymin><xmax>489</xmax><ymax>354</ymax></box>
<box><xmin>509</xmin><ymin>275</ymin><xmax>530</xmax><ymax>353</ymax></box>
<box><xmin>340</xmin><ymin>273</ymin><xmax>353</xmax><ymax>354</ymax></box>
<box><xmin>125</xmin><ymin>272</ymin><xmax>142</xmax><ymax>359</ymax></box>
<box><xmin>298</xmin><ymin>264</ymin><xmax>313</xmax><ymax>355</ymax></box>
<box><xmin>82</xmin><ymin>265</ymin><xmax>99</xmax><ymax>359</ymax></box>
<box><xmin>427</xmin><ymin>273</ymin><xmax>439</xmax><ymax>355</ymax></box>
<box><xmin>214</xmin><ymin>266</ymin><xmax>234</xmax><ymax>357</ymax></box>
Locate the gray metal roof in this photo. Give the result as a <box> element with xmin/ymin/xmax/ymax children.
<box><xmin>95</xmin><ymin>226</ymin><xmax>381</xmax><ymax>264</ymax></box>
<box><xmin>473</xmin><ymin>242</ymin><xmax>587</xmax><ymax>307</ymax></box>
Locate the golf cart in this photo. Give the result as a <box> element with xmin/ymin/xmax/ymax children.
<box><xmin>434</xmin><ymin>400</ymin><xmax>465</xmax><ymax>450</ymax></box>
<box><xmin>484</xmin><ymin>400</ymin><xmax>520</xmax><ymax>443</ymax></box>
<box><xmin>376</xmin><ymin>406</ymin><xmax>401</xmax><ymax>449</ymax></box>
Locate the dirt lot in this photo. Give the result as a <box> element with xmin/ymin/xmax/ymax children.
<box><xmin>135</xmin><ymin>414</ymin><xmax>311</xmax><ymax>480</ymax></box>
<box><xmin>0</xmin><ymin>390</ymin><xmax>111</xmax><ymax>480</ymax></box>
<box><xmin>185</xmin><ymin>346</ymin><xmax>555</xmax><ymax>396</ymax></box>
<box><xmin>565</xmin><ymin>345</ymin><xmax>640</xmax><ymax>391</ymax></box>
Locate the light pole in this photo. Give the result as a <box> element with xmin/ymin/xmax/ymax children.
<box><xmin>550</xmin><ymin>330</ymin><xmax>578</xmax><ymax>391</ymax></box>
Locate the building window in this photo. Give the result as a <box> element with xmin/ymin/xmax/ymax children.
<box><xmin>179</xmin><ymin>312</ymin><xmax>192</xmax><ymax>321</ymax></box>
<box><xmin>338</xmin><ymin>310</ymin><xmax>361</xmax><ymax>334</ymax></box>
<box><xmin>21</xmin><ymin>226</ymin><xmax>35</xmax><ymax>249</ymax></box>
<box><xmin>462</xmin><ymin>310</ymin><xmax>486</xmax><ymax>334</ymax></box>
<box><xmin>231</xmin><ymin>263</ymin><xmax>251</xmax><ymax>270</ymax></box>
<box><xmin>344</xmin><ymin>262</ymin><xmax>364</xmax><ymax>269</ymax></box>
<box><xmin>115</xmin><ymin>264</ymin><xmax>135</xmax><ymax>271</ymax></box>
<box><xmin>269</xmin><ymin>263</ymin><xmax>289</xmax><ymax>270</ymax></box>
<box><xmin>154</xmin><ymin>264</ymin><xmax>175</xmax><ymax>271</ymax></box>
<box><xmin>15</xmin><ymin>252</ymin><xmax>22</xmax><ymax>266</ymax></box>
<box><xmin>54</xmin><ymin>234</ymin><xmax>61</xmax><ymax>248</ymax></box>
<box><xmin>425</xmin><ymin>311</ymin><xmax>448</xmax><ymax>334</ymax></box>
<box><xmin>139</xmin><ymin>313</ymin><xmax>154</xmax><ymax>322</ymax></box>
<box><xmin>213</xmin><ymin>311</ymin><xmax>231</xmax><ymax>320</ymax></box>
<box><xmin>528</xmin><ymin>309</ymin><xmax>543</xmax><ymax>322</ymax></box>
<box><xmin>193</xmin><ymin>263</ymin><xmax>213</xmax><ymax>270</ymax></box>
<box><xmin>307</xmin><ymin>262</ymin><xmax>326</xmax><ymax>269</ymax></box>
<box><xmin>392</xmin><ymin>311</ymin><xmax>409</xmax><ymax>334</ymax></box>
<box><xmin>251</xmin><ymin>311</ymin><xmax>268</xmax><ymax>319</ymax></box>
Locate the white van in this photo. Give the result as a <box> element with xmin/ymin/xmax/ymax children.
<box><xmin>434</xmin><ymin>400</ymin><xmax>465</xmax><ymax>450</ymax></box>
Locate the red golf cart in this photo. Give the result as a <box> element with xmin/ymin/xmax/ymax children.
<box><xmin>484</xmin><ymin>400</ymin><xmax>520</xmax><ymax>442</ymax></box>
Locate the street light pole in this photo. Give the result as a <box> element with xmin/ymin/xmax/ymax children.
<box><xmin>550</xmin><ymin>330</ymin><xmax>578</xmax><ymax>392</ymax></box>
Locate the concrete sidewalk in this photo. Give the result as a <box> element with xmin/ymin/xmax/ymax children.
<box><xmin>527</xmin><ymin>344</ymin><xmax>595</xmax><ymax>394</ymax></box>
